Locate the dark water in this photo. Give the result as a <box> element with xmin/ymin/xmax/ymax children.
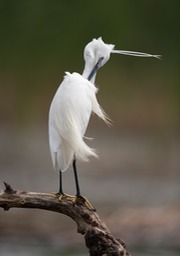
<box><xmin>0</xmin><ymin>130</ymin><xmax>179</xmax><ymax>255</ymax></box>
<box><xmin>0</xmin><ymin>239</ymin><xmax>179</xmax><ymax>256</ymax></box>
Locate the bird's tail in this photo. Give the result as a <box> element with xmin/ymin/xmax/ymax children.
<box><xmin>76</xmin><ymin>138</ymin><xmax>98</xmax><ymax>161</ymax></box>
<box><xmin>92</xmin><ymin>92</ymin><xmax>112</xmax><ymax>126</ymax></box>
<box><xmin>67</xmin><ymin>121</ymin><xmax>98</xmax><ymax>162</ymax></box>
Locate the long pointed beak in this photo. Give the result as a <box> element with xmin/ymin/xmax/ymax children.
<box><xmin>88</xmin><ymin>57</ymin><xmax>104</xmax><ymax>81</ymax></box>
<box><xmin>112</xmin><ymin>50</ymin><xmax>161</xmax><ymax>59</ymax></box>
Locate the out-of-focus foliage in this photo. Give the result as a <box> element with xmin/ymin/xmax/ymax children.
<box><xmin>0</xmin><ymin>0</ymin><xmax>179</xmax><ymax>132</ymax></box>
<box><xmin>0</xmin><ymin>2</ymin><xmax>179</xmax><ymax>249</ymax></box>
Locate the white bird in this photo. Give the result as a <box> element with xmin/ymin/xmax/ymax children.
<box><xmin>48</xmin><ymin>37</ymin><xmax>160</xmax><ymax>200</ymax></box>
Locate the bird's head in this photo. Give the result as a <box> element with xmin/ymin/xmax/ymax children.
<box><xmin>84</xmin><ymin>37</ymin><xmax>114</xmax><ymax>69</ymax></box>
<box><xmin>83</xmin><ymin>37</ymin><xmax>161</xmax><ymax>82</ymax></box>
<box><xmin>83</xmin><ymin>37</ymin><xmax>114</xmax><ymax>81</ymax></box>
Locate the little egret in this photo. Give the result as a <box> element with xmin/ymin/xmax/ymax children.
<box><xmin>48</xmin><ymin>37</ymin><xmax>160</xmax><ymax>202</ymax></box>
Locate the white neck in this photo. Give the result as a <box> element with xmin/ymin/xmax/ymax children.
<box><xmin>82</xmin><ymin>63</ymin><xmax>96</xmax><ymax>84</ymax></box>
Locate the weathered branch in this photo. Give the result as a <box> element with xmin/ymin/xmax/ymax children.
<box><xmin>0</xmin><ymin>182</ymin><xmax>130</xmax><ymax>256</ymax></box>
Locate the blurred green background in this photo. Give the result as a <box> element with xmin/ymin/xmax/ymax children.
<box><xmin>0</xmin><ymin>0</ymin><xmax>179</xmax><ymax>129</ymax></box>
<box><xmin>0</xmin><ymin>1</ymin><xmax>180</xmax><ymax>255</ymax></box>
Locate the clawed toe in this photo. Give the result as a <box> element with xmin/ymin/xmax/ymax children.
<box><xmin>55</xmin><ymin>193</ymin><xmax>75</xmax><ymax>202</ymax></box>
<box><xmin>75</xmin><ymin>195</ymin><xmax>96</xmax><ymax>211</ymax></box>
<box><xmin>52</xmin><ymin>191</ymin><xmax>95</xmax><ymax>211</ymax></box>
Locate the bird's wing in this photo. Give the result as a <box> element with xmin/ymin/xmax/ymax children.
<box><xmin>49</xmin><ymin>72</ymin><xmax>98</xmax><ymax>171</ymax></box>
<box><xmin>91</xmin><ymin>88</ymin><xmax>111</xmax><ymax>126</ymax></box>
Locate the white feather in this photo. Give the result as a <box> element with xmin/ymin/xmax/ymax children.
<box><xmin>49</xmin><ymin>37</ymin><xmax>160</xmax><ymax>172</ymax></box>
<box><xmin>49</xmin><ymin>72</ymin><xmax>108</xmax><ymax>171</ymax></box>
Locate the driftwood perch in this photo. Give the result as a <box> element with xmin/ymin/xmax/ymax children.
<box><xmin>0</xmin><ymin>182</ymin><xmax>130</xmax><ymax>256</ymax></box>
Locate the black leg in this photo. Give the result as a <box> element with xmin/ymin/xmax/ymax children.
<box><xmin>73</xmin><ymin>157</ymin><xmax>81</xmax><ymax>196</ymax></box>
<box><xmin>72</xmin><ymin>157</ymin><xmax>95</xmax><ymax>210</ymax></box>
<box><xmin>58</xmin><ymin>170</ymin><xmax>64</xmax><ymax>195</ymax></box>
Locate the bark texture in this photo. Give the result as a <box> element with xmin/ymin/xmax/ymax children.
<box><xmin>0</xmin><ymin>182</ymin><xmax>130</xmax><ymax>256</ymax></box>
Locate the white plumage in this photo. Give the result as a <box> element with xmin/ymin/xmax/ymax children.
<box><xmin>49</xmin><ymin>71</ymin><xmax>109</xmax><ymax>172</ymax></box>
<box><xmin>48</xmin><ymin>37</ymin><xmax>160</xmax><ymax>196</ymax></box>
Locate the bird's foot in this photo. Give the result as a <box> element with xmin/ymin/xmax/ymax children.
<box><xmin>75</xmin><ymin>195</ymin><xmax>96</xmax><ymax>211</ymax></box>
<box><xmin>51</xmin><ymin>192</ymin><xmax>75</xmax><ymax>201</ymax></box>
<box><xmin>58</xmin><ymin>193</ymin><xmax>75</xmax><ymax>202</ymax></box>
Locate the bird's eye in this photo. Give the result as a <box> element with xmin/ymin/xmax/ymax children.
<box><xmin>85</xmin><ymin>51</ymin><xmax>92</xmax><ymax>58</ymax></box>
